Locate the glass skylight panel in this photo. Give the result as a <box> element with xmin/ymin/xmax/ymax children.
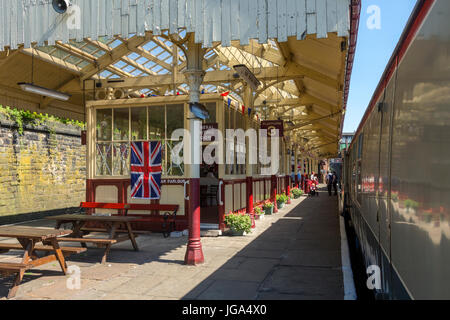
<box><xmin>115</xmin><ymin>61</ymin><xmax>127</xmax><ymax>69</ymax></box>
<box><xmin>93</xmin><ymin>50</ymin><xmax>106</xmax><ymax>58</ymax></box>
<box><xmin>65</xmin><ymin>55</ymin><xmax>84</xmax><ymax>66</ymax></box>
<box><xmin>135</xmin><ymin>57</ymin><xmax>148</xmax><ymax>65</ymax></box>
<box><xmin>109</xmin><ymin>39</ymin><xmax>123</xmax><ymax>49</ymax></box>
<box><xmin>127</xmin><ymin>52</ymin><xmax>140</xmax><ymax>60</ymax></box>
<box><xmin>158</xmin><ymin>68</ymin><xmax>169</xmax><ymax>75</ymax></box>
<box><xmin>78</xmin><ymin>61</ymin><xmax>91</xmax><ymax>69</ymax></box>
<box><xmin>142</xmin><ymin>41</ymin><xmax>157</xmax><ymax>51</ymax></box>
<box><xmin>84</xmin><ymin>44</ymin><xmax>99</xmax><ymax>54</ymax></box>
<box><xmin>144</xmin><ymin>61</ymin><xmax>157</xmax><ymax>69</ymax></box>
<box><xmin>131</xmin><ymin>70</ymin><xmax>143</xmax><ymax>77</ymax></box>
<box><xmin>123</xmin><ymin>65</ymin><xmax>136</xmax><ymax>73</ymax></box>
<box><xmin>100</xmin><ymin>70</ymin><xmax>112</xmax><ymax>78</ymax></box>
<box><xmin>152</xmin><ymin>66</ymin><xmax>164</xmax><ymax>74</ymax></box>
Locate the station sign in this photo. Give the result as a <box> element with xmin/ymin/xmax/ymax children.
<box><xmin>260</xmin><ymin>120</ymin><xmax>284</xmax><ymax>138</ymax></box>
<box><xmin>161</xmin><ymin>179</ymin><xmax>187</xmax><ymax>185</ymax></box>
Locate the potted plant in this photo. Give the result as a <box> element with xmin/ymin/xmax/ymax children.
<box><xmin>292</xmin><ymin>188</ymin><xmax>303</xmax><ymax>199</ymax></box>
<box><xmin>254</xmin><ymin>206</ymin><xmax>264</xmax><ymax>220</ymax></box>
<box><xmin>276</xmin><ymin>194</ymin><xmax>288</xmax><ymax>209</ymax></box>
<box><xmin>263</xmin><ymin>202</ymin><xmax>274</xmax><ymax>215</ymax></box>
<box><xmin>405</xmin><ymin>199</ymin><xmax>419</xmax><ymax>213</ymax></box>
<box><xmin>225</xmin><ymin>212</ymin><xmax>252</xmax><ymax>236</ymax></box>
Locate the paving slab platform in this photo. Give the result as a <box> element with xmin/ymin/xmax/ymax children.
<box><xmin>0</xmin><ymin>186</ymin><xmax>344</xmax><ymax>300</ymax></box>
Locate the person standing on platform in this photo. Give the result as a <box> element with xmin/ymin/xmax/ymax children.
<box><xmin>326</xmin><ymin>171</ymin><xmax>334</xmax><ymax>196</ymax></box>
<box><xmin>313</xmin><ymin>174</ymin><xmax>319</xmax><ymax>197</ymax></box>
<box><xmin>332</xmin><ymin>171</ymin><xmax>338</xmax><ymax>196</ymax></box>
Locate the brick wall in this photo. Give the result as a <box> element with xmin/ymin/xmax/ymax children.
<box><xmin>0</xmin><ymin>115</ymin><xmax>86</xmax><ymax>220</ymax></box>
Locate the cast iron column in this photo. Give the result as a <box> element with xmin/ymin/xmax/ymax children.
<box><xmin>184</xmin><ymin>36</ymin><xmax>205</xmax><ymax>266</ymax></box>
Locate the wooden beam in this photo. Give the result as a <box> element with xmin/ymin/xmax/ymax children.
<box><xmin>82</xmin><ymin>34</ymin><xmax>154</xmax><ymax>81</ymax></box>
<box><xmin>40</xmin><ymin>34</ymin><xmax>154</xmax><ymax>107</ymax></box>
<box><xmin>88</xmin><ymin>65</ymin><xmax>305</xmax><ymax>92</ymax></box>
<box><xmin>21</xmin><ymin>48</ymin><xmax>82</xmax><ymax>75</ymax></box>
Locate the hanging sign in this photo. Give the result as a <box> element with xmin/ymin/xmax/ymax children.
<box><xmin>261</xmin><ymin>120</ymin><xmax>284</xmax><ymax>138</ymax></box>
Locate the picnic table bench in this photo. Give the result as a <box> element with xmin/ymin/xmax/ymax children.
<box><xmin>80</xmin><ymin>202</ymin><xmax>180</xmax><ymax>237</ymax></box>
<box><xmin>0</xmin><ymin>226</ymin><xmax>82</xmax><ymax>299</ymax></box>
<box><xmin>47</xmin><ymin>214</ymin><xmax>140</xmax><ymax>264</ymax></box>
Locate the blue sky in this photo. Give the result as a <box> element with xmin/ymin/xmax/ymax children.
<box><xmin>343</xmin><ymin>0</ymin><xmax>417</xmax><ymax>132</ymax></box>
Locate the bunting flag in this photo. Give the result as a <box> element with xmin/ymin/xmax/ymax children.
<box><xmin>242</xmin><ymin>105</ymin><xmax>245</xmax><ymax>116</ymax></box>
<box><xmin>248</xmin><ymin>108</ymin><xmax>252</xmax><ymax>116</ymax></box>
<box><xmin>221</xmin><ymin>91</ymin><xmax>230</xmax><ymax>97</ymax></box>
<box><xmin>201</xmin><ymin>89</ymin><xmax>205</xmax><ymax>94</ymax></box>
<box><xmin>227</xmin><ymin>98</ymin><xmax>232</xmax><ymax>108</ymax></box>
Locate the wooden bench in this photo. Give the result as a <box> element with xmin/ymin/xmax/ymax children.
<box><xmin>80</xmin><ymin>227</ymin><xmax>151</xmax><ymax>235</ymax></box>
<box><xmin>80</xmin><ymin>202</ymin><xmax>180</xmax><ymax>237</ymax></box>
<box><xmin>0</xmin><ymin>262</ymin><xmax>33</xmax><ymax>277</ymax></box>
<box><xmin>0</xmin><ymin>243</ymin><xmax>87</xmax><ymax>256</ymax></box>
<box><xmin>56</xmin><ymin>238</ymin><xmax>118</xmax><ymax>248</ymax></box>
<box><xmin>48</xmin><ymin>215</ymin><xmax>140</xmax><ymax>264</ymax></box>
<box><xmin>0</xmin><ymin>226</ymin><xmax>73</xmax><ymax>299</ymax></box>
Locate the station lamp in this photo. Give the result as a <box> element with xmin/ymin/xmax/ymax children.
<box><xmin>233</xmin><ymin>65</ymin><xmax>261</xmax><ymax>91</ymax></box>
<box><xmin>52</xmin><ymin>0</ymin><xmax>71</xmax><ymax>14</ymax></box>
<box><xmin>18</xmin><ymin>83</ymin><xmax>71</xmax><ymax>101</ymax></box>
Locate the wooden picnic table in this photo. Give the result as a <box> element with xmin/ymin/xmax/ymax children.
<box><xmin>0</xmin><ymin>226</ymin><xmax>74</xmax><ymax>299</ymax></box>
<box><xmin>46</xmin><ymin>215</ymin><xmax>140</xmax><ymax>264</ymax></box>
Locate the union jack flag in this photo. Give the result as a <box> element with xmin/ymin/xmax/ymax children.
<box><xmin>130</xmin><ymin>141</ymin><xmax>162</xmax><ymax>200</ymax></box>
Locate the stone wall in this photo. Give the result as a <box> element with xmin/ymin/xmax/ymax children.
<box><xmin>0</xmin><ymin>114</ymin><xmax>86</xmax><ymax>220</ymax></box>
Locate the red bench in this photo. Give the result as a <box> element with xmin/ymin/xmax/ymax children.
<box><xmin>80</xmin><ymin>202</ymin><xmax>180</xmax><ymax>237</ymax></box>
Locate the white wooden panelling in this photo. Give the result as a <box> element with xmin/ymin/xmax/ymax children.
<box><xmin>0</xmin><ymin>0</ymin><xmax>350</xmax><ymax>51</ymax></box>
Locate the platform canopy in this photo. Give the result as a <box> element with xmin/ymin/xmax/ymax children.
<box><xmin>0</xmin><ymin>0</ymin><xmax>360</xmax><ymax>158</ymax></box>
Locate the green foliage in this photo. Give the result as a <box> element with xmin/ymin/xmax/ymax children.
<box><xmin>225</xmin><ymin>213</ymin><xmax>252</xmax><ymax>234</ymax></box>
<box><xmin>405</xmin><ymin>199</ymin><xmax>419</xmax><ymax>211</ymax></box>
<box><xmin>0</xmin><ymin>105</ymin><xmax>86</xmax><ymax>135</ymax></box>
<box><xmin>263</xmin><ymin>202</ymin><xmax>274</xmax><ymax>210</ymax></box>
<box><xmin>292</xmin><ymin>188</ymin><xmax>304</xmax><ymax>198</ymax></box>
<box><xmin>276</xmin><ymin>193</ymin><xmax>289</xmax><ymax>204</ymax></box>
<box><xmin>254</xmin><ymin>206</ymin><xmax>263</xmax><ymax>216</ymax></box>
<box><xmin>392</xmin><ymin>193</ymin><xmax>399</xmax><ymax>203</ymax></box>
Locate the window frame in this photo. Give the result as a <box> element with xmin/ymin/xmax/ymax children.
<box><xmin>92</xmin><ymin>103</ymin><xmax>188</xmax><ymax>180</ymax></box>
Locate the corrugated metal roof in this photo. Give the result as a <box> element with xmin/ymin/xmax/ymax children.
<box><xmin>0</xmin><ymin>0</ymin><xmax>350</xmax><ymax>51</ymax></box>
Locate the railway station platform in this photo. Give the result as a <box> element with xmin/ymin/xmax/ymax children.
<box><xmin>0</xmin><ymin>187</ymin><xmax>348</xmax><ymax>300</ymax></box>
